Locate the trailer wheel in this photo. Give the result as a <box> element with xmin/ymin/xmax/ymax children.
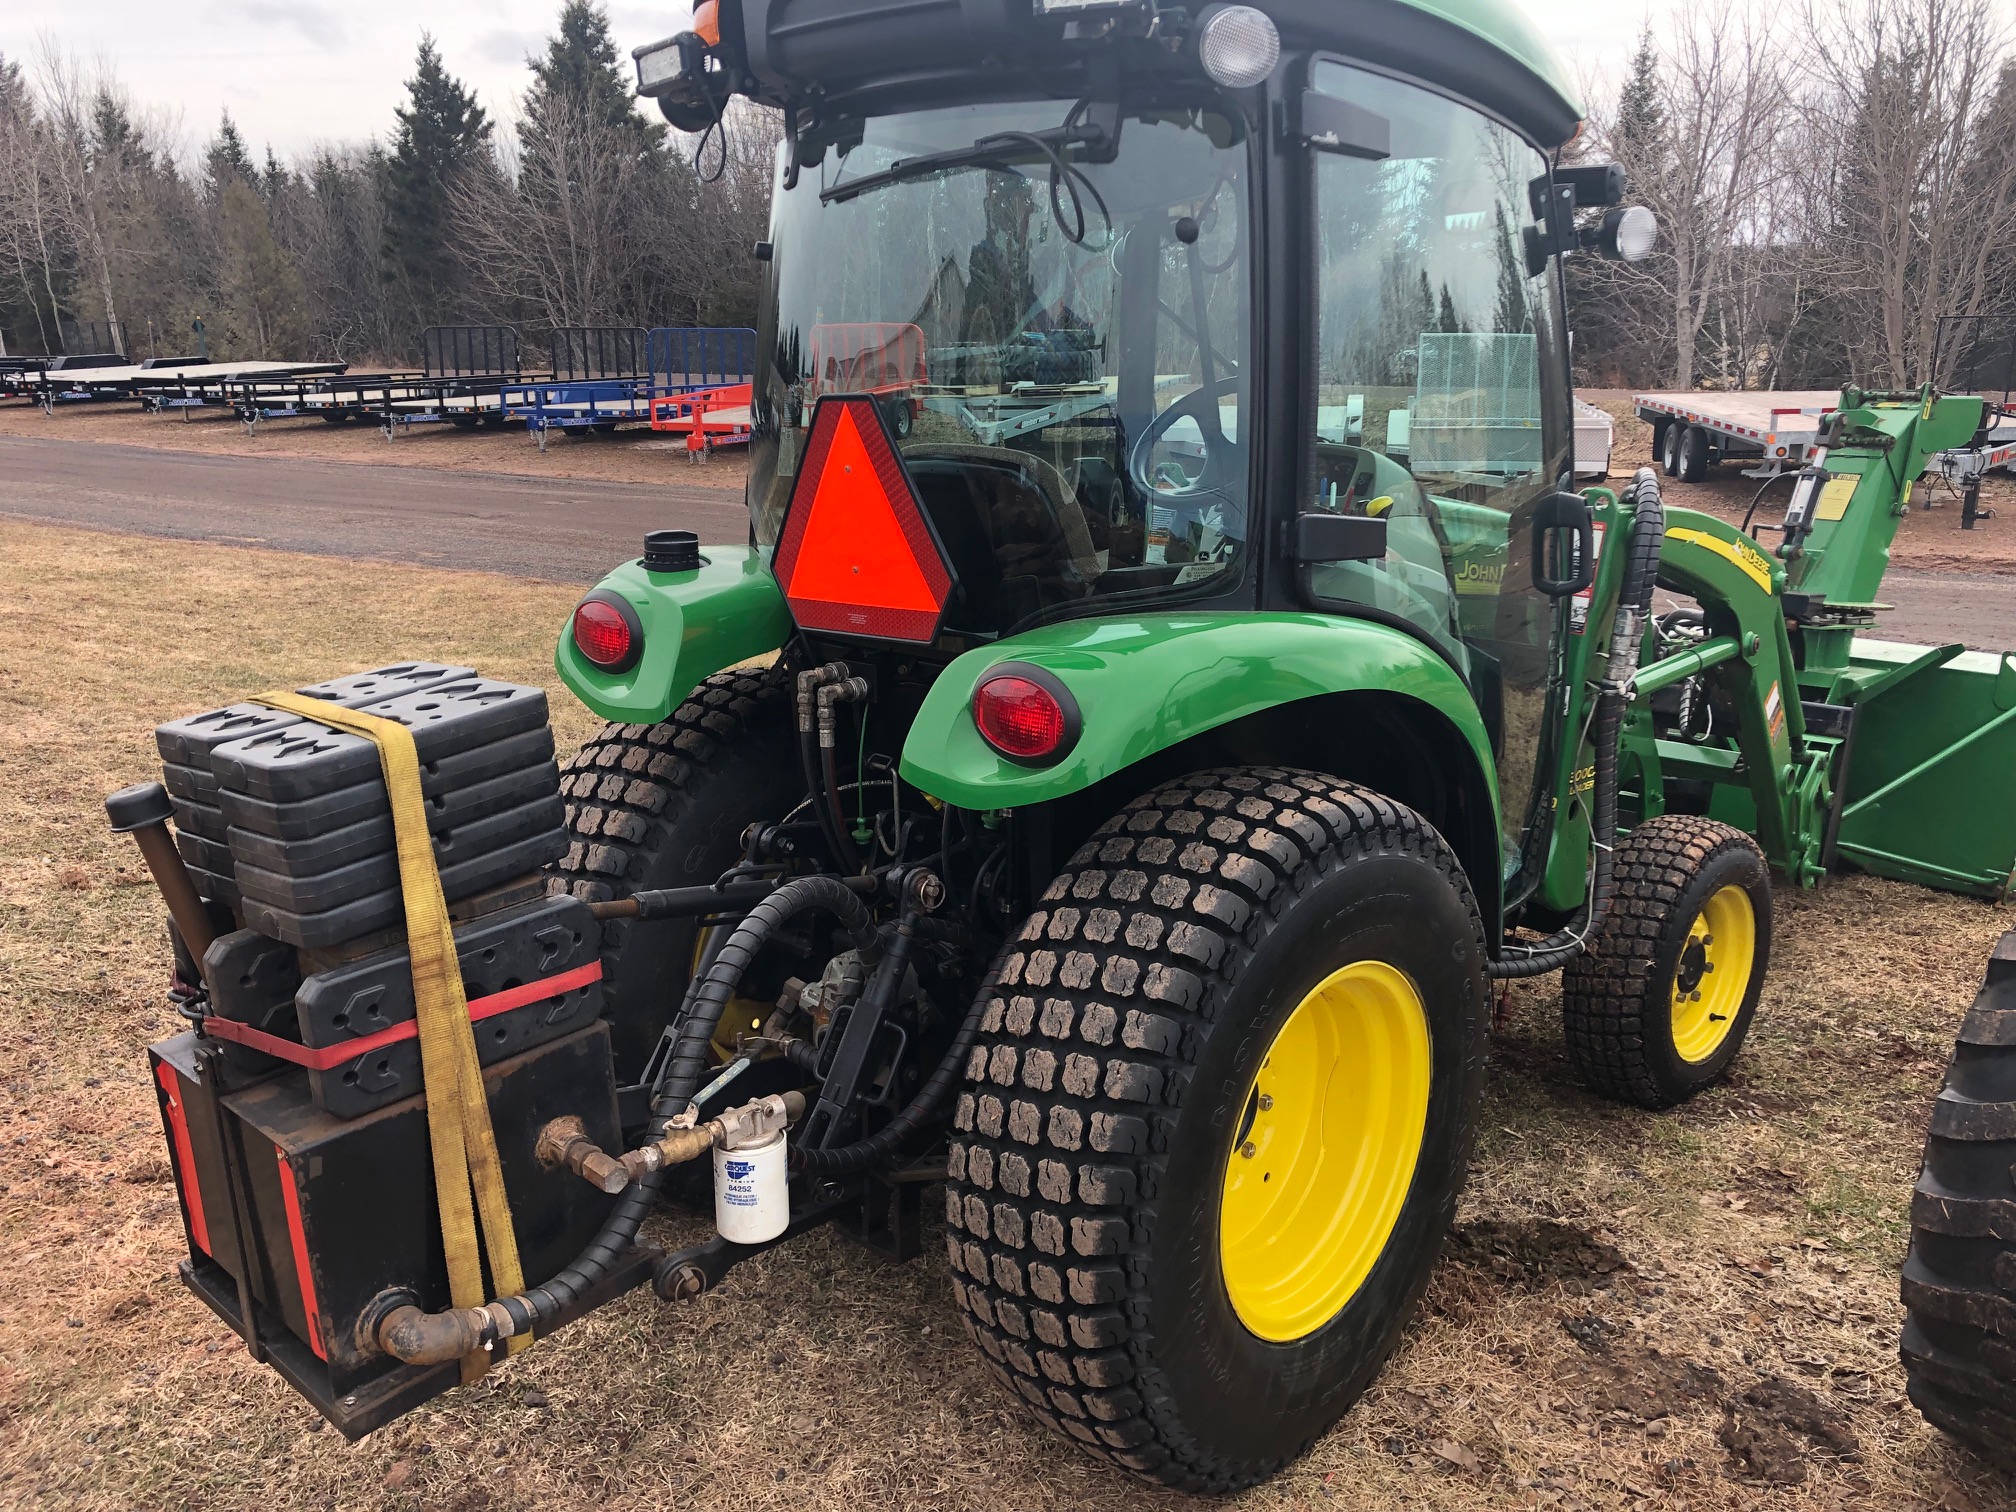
<box><xmin>1676</xmin><ymin>424</ymin><xmax>1714</xmax><ymax>483</ymax></box>
<box><xmin>549</xmin><ymin>664</ymin><xmax>802</xmax><ymax>1082</ymax></box>
<box><xmin>1647</xmin><ymin>418</ymin><xmax>1670</xmax><ymax>471</ymax></box>
<box><xmin>1562</xmin><ymin>814</ymin><xmax>1771</xmax><ymax>1109</ymax></box>
<box><xmin>1660</xmin><ymin>421</ymin><xmax>1684</xmax><ymax>477</ymax></box>
<box><xmin>945</xmin><ymin>769</ymin><xmax>1488</xmax><ymax>1492</ymax></box>
<box><xmin>1901</xmin><ymin>935</ymin><xmax>2016</xmax><ymax>1475</ymax></box>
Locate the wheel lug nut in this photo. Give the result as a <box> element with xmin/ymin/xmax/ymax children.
<box><xmin>1257</xmin><ymin>1094</ymin><xmax>1274</xmax><ymax>1112</ymax></box>
<box><xmin>1240</xmin><ymin>1141</ymin><xmax>1256</xmax><ymax>1159</ymax></box>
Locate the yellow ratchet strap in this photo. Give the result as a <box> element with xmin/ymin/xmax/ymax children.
<box><xmin>254</xmin><ymin>692</ymin><xmax>527</xmax><ymax>1380</ymax></box>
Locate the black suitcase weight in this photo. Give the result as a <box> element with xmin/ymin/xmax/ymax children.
<box><xmin>209</xmin><ymin>678</ymin><xmax>550</xmax><ymax>803</ymax></box>
<box><xmin>217</xmin><ymin>740</ymin><xmax>557</xmax><ymax>840</ymax></box>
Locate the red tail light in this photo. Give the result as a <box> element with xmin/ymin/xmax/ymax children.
<box><xmin>572</xmin><ymin>593</ymin><xmax>642</xmax><ymax>672</ymax></box>
<box><xmin>972</xmin><ymin>664</ymin><xmax>1080</xmax><ymax>765</ymax></box>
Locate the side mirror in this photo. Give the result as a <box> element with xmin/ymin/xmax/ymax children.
<box><xmin>1532</xmin><ymin>491</ymin><xmax>1594</xmax><ymax>597</ymax></box>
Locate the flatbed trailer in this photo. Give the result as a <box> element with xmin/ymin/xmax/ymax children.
<box><xmin>1633</xmin><ymin>389</ymin><xmax>1838</xmax><ymax>479</ymax></box>
<box><xmin>1637</xmin><ymin>389</ymin><xmax>2015</xmax><ymax>503</ymax></box>
<box><xmin>130</xmin><ymin>362</ymin><xmax>349</xmax><ymax>416</ymax></box>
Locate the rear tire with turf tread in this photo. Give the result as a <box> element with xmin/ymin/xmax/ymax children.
<box><xmin>943</xmin><ymin>767</ymin><xmax>1489</xmax><ymax>1492</ymax></box>
<box><xmin>549</xmin><ymin>664</ymin><xmax>801</xmax><ymax>1084</ymax></box>
<box><xmin>1900</xmin><ymin>934</ymin><xmax>2016</xmax><ymax>1476</ymax></box>
<box><xmin>1561</xmin><ymin>814</ymin><xmax>1771</xmax><ymax>1110</ymax></box>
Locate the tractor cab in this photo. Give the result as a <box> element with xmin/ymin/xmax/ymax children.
<box><xmin>641</xmin><ymin>0</ymin><xmax>1649</xmax><ymax>894</ymax></box>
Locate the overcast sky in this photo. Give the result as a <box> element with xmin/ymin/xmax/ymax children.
<box><xmin>0</xmin><ymin>0</ymin><xmax>1690</xmax><ymax>163</ymax></box>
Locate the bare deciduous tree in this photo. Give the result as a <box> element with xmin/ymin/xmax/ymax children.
<box><xmin>1800</xmin><ymin>0</ymin><xmax>2016</xmax><ymax>386</ymax></box>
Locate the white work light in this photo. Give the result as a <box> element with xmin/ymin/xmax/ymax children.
<box><xmin>634</xmin><ymin>34</ymin><xmax>694</xmax><ymax>95</ymax></box>
<box><xmin>1197</xmin><ymin>5</ymin><xmax>1281</xmax><ymax>89</ymax></box>
<box><xmin>1606</xmin><ymin>205</ymin><xmax>1657</xmax><ymax>262</ymax></box>
<box><xmin>1032</xmin><ymin>0</ymin><xmax>1141</xmax><ymax>11</ymax></box>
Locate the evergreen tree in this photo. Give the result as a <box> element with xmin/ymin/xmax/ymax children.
<box><xmin>521</xmin><ymin>1</ymin><xmax>664</xmax><ymax>156</ymax></box>
<box><xmin>383</xmin><ymin>34</ymin><xmax>491</xmax><ymax>328</ymax></box>
<box><xmin>1414</xmin><ymin>270</ymin><xmax>1435</xmax><ymax>337</ymax></box>
<box><xmin>1614</xmin><ymin>26</ymin><xmax>1666</xmax><ymax>168</ymax></box>
<box><xmin>213</xmin><ymin>173</ymin><xmax>308</xmax><ymax>355</ymax></box>
<box><xmin>205</xmin><ymin>111</ymin><xmax>256</xmax><ymax>194</ymax></box>
<box><xmin>1437</xmin><ymin>283</ymin><xmax>1462</xmax><ymax>333</ymax></box>
<box><xmin>262</xmin><ymin>145</ymin><xmax>291</xmax><ymax>204</ymax></box>
<box><xmin>0</xmin><ymin>52</ymin><xmax>25</xmax><ymax>121</ymax></box>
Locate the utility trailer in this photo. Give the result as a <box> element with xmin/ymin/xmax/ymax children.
<box><xmin>128</xmin><ymin>361</ymin><xmax>350</xmax><ymax>418</ymax></box>
<box><xmin>13</xmin><ymin>354</ymin><xmax>249</xmax><ymax>410</ymax></box>
<box><xmin>506</xmin><ymin>326</ymin><xmax>757</xmax><ymax>449</ymax></box>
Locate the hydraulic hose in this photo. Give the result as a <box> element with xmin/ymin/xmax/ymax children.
<box><xmin>1489</xmin><ymin>469</ymin><xmax>1665</xmax><ymax>980</ymax></box>
<box><xmin>795</xmin><ymin>662</ymin><xmax>860</xmax><ymax>875</ymax></box>
<box><xmin>385</xmin><ymin>874</ymin><xmax>881</xmax><ymax>1358</ymax></box>
<box><xmin>791</xmin><ymin>959</ymin><xmax>1003</xmax><ymax>1176</ymax></box>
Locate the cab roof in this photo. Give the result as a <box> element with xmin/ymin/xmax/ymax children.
<box><xmin>730</xmin><ymin>0</ymin><xmax>1586</xmax><ymax>147</ymax></box>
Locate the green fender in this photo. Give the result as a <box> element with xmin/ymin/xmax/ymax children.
<box><xmin>899</xmin><ymin>612</ymin><xmax>1500</xmax><ymax>815</ymax></box>
<box><xmin>553</xmin><ymin>545</ymin><xmax>790</xmax><ymax>723</ymax></box>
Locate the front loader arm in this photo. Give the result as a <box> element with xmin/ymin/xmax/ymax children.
<box><xmin>1636</xmin><ymin>510</ymin><xmax>1828</xmax><ymax>883</ymax></box>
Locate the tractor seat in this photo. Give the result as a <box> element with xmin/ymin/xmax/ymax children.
<box><xmin>904</xmin><ymin>443</ymin><xmax>1102</xmax><ymax>633</ymax></box>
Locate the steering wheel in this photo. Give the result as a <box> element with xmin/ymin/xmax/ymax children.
<box><xmin>1125</xmin><ymin>373</ymin><xmax>1243</xmax><ymax>503</ymax></box>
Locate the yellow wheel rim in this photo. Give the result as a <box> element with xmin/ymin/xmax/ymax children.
<box><xmin>1670</xmin><ymin>884</ymin><xmax>1755</xmax><ymax>1063</ymax></box>
<box><xmin>1218</xmin><ymin>961</ymin><xmax>1431</xmax><ymax>1343</ymax></box>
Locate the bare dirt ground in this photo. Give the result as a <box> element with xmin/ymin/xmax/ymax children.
<box><xmin>0</xmin><ymin>396</ymin><xmax>750</xmax><ymax>492</ymax></box>
<box><xmin>5</xmin><ymin>401</ymin><xmax>2013</xmax><ymax>651</ymax></box>
<box><xmin>0</xmin><ymin>433</ymin><xmax>746</xmax><ymax>584</ymax></box>
<box><xmin>2</xmin><ymin>517</ymin><xmax>2013</xmax><ymax>1512</ymax></box>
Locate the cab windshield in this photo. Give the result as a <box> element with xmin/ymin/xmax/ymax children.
<box><xmin>748</xmin><ymin>98</ymin><xmax>1251</xmax><ymax>639</ymax></box>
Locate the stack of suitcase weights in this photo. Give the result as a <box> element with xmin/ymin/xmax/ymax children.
<box><xmin>153</xmin><ymin>664</ymin><xmax>600</xmax><ymax>1119</ymax></box>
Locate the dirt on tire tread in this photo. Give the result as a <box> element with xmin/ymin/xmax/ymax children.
<box><xmin>941</xmin><ymin>766</ymin><xmax>1481</xmax><ymax>1494</ymax></box>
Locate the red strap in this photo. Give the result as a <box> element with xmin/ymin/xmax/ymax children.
<box><xmin>199</xmin><ymin>961</ymin><xmax>604</xmax><ymax>1073</ymax></box>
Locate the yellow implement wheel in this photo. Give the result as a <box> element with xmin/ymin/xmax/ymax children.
<box><xmin>1669</xmin><ymin>885</ymin><xmax>1755</xmax><ymax>1064</ymax></box>
<box><xmin>1563</xmin><ymin>814</ymin><xmax>1772</xmax><ymax>1109</ymax></box>
<box><xmin>1220</xmin><ymin>962</ymin><xmax>1431</xmax><ymax>1342</ymax></box>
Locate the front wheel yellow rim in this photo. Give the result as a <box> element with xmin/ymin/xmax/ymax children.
<box><xmin>1670</xmin><ymin>884</ymin><xmax>1755</xmax><ymax>1063</ymax></box>
<box><xmin>1218</xmin><ymin>961</ymin><xmax>1432</xmax><ymax>1343</ymax></box>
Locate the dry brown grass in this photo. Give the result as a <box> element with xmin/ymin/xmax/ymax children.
<box><xmin>1</xmin><ymin>517</ymin><xmax>2012</xmax><ymax>1511</ymax></box>
<box><xmin>0</xmin><ymin>397</ymin><xmax>748</xmax><ymax>492</ymax></box>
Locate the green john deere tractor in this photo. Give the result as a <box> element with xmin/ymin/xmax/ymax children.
<box><xmin>118</xmin><ymin>0</ymin><xmax>2016</xmax><ymax>1491</ymax></box>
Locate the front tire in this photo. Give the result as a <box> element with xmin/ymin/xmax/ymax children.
<box><xmin>944</xmin><ymin>769</ymin><xmax>1488</xmax><ymax>1492</ymax></box>
<box><xmin>1562</xmin><ymin>814</ymin><xmax>1771</xmax><ymax>1109</ymax></box>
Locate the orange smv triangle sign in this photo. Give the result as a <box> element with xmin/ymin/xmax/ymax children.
<box><xmin>778</xmin><ymin>397</ymin><xmax>951</xmax><ymax>642</ymax></box>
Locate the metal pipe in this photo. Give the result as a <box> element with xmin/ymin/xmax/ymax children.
<box><xmin>105</xmin><ymin>782</ymin><xmax>216</xmax><ymax>974</ymax></box>
<box><xmin>589</xmin><ymin>872</ymin><xmax>876</xmax><ymax>921</ymax></box>
<box><xmin>1630</xmin><ymin>635</ymin><xmax>1742</xmax><ymax>698</ymax></box>
<box><xmin>386</xmin><ymin>872</ymin><xmax>883</xmax><ymax>1349</ymax></box>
